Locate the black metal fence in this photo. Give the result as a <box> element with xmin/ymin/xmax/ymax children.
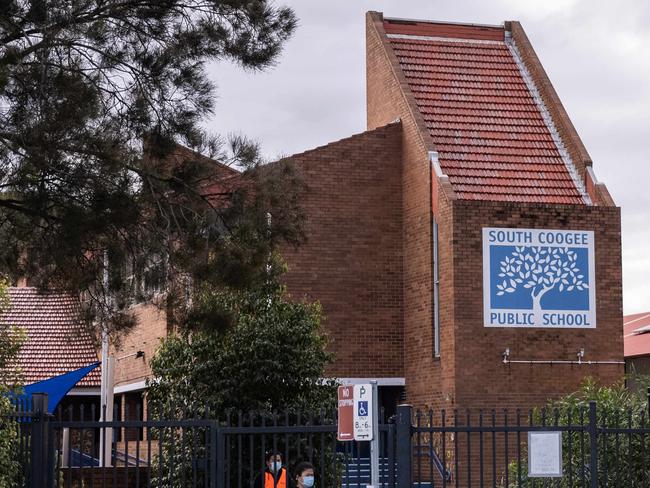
<box><xmin>6</xmin><ymin>394</ymin><xmax>650</xmax><ymax>488</ymax></box>
<box><xmin>405</xmin><ymin>401</ymin><xmax>650</xmax><ymax>488</ymax></box>
<box><xmin>8</xmin><ymin>393</ymin><xmax>394</xmax><ymax>488</ymax></box>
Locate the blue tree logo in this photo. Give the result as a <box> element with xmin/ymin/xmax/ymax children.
<box><xmin>496</xmin><ymin>246</ymin><xmax>588</xmax><ymax>314</ymax></box>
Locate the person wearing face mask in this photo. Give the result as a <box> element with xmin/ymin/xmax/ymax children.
<box><xmin>294</xmin><ymin>462</ymin><xmax>315</xmax><ymax>488</ymax></box>
<box><xmin>254</xmin><ymin>451</ymin><xmax>291</xmax><ymax>488</ymax></box>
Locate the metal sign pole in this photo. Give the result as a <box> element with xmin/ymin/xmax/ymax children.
<box><xmin>99</xmin><ymin>249</ymin><xmax>109</xmax><ymax>467</ymax></box>
<box><xmin>370</xmin><ymin>380</ymin><xmax>379</xmax><ymax>488</ymax></box>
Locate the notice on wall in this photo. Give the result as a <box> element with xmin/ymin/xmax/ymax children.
<box><xmin>483</xmin><ymin>228</ymin><xmax>596</xmax><ymax>328</ymax></box>
<box><xmin>528</xmin><ymin>431</ymin><xmax>563</xmax><ymax>477</ymax></box>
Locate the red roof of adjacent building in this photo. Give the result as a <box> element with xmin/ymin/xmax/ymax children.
<box><xmin>624</xmin><ymin>312</ymin><xmax>650</xmax><ymax>358</ymax></box>
<box><xmin>383</xmin><ymin>18</ymin><xmax>588</xmax><ymax>204</ymax></box>
<box><xmin>1</xmin><ymin>287</ymin><xmax>100</xmax><ymax>387</ymax></box>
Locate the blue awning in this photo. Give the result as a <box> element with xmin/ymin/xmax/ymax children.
<box><xmin>15</xmin><ymin>362</ymin><xmax>100</xmax><ymax>413</ymax></box>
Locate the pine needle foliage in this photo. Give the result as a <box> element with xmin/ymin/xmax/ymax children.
<box><xmin>0</xmin><ymin>1</ymin><xmax>301</xmax><ymax>337</ymax></box>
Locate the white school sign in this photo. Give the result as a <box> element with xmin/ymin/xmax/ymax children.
<box><xmin>483</xmin><ymin>228</ymin><xmax>596</xmax><ymax>328</ymax></box>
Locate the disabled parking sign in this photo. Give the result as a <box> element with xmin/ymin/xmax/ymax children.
<box><xmin>483</xmin><ymin>228</ymin><xmax>596</xmax><ymax>328</ymax></box>
<box><xmin>357</xmin><ymin>401</ymin><xmax>368</xmax><ymax>416</ymax></box>
<box><xmin>353</xmin><ymin>384</ymin><xmax>373</xmax><ymax>440</ymax></box>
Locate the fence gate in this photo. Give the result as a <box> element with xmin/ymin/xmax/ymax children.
<box><xmin>9</xmin><ymin>394</ymin><xmax>650</xmax><ymax>487</ymax></box>
<box><xmin>10</xmin><ymin>394</ymin><xmax>397</xmax><ymax>488</ymax></box>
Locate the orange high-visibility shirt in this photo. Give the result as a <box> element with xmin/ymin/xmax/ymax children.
<box><xmin>264</xmin><ymin>468</ymin><xmax>287</xmax><ymax>488</ymax></box>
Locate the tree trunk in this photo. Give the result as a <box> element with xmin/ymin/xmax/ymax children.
<box><xmin>532</xmin><ymin>287</ymin><xmax>551</xmax><ymax>325</ymax></box>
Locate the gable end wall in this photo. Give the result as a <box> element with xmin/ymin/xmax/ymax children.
<box><xmin>279</xmin><ymin>124</ymin><xmax>405</xmax><ymax>378</ymax></box>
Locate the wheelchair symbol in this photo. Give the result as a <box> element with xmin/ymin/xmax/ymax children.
<box><xmin>357</xmin><ymin>401</ymin><xmax>368</xmax><ymax>417</ymax></box>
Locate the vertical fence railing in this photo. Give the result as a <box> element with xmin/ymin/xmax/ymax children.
<box><xmin>6</xmin><ymin>401</ymin><xmax>394</xmax><ymax>488</ymax></box>
<box><xmin>589</xmin><ymin>401</ymin><xmax>598</xmax><ymax>488</ymax></box>
<box><xmin>6</xmin><ymin>393</ymin><xmax>34</xmax><ymax>487</ymax></box>
<box><xmin>406</xmin><ymin>398</ymin><xmax>650</xmax><ymax>488</ymax></box>
<box><xmin>395</xmin><ymin>404</ymin><xmax>411</xmax><ymax>488</ymax></box>
<box><xmin>216</xmin><ymin>408</ymin><xmax>393</xmax><ymax>488</ymax></box>
<box><xmin>48</xmin><ymin>416</ymin><xmax>216</xmax><ymax>487</ymax></box>
<box><xmin>31</xmin><ymin>393</ymin><xmax>51</xmax><ymax>488</ymax></box>
<box><xmin>8</xmin><ymin>397</ymin><xmax>650</xmax><ymax>487</ymax></box>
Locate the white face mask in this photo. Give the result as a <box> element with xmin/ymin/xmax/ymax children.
<box><xmin>270</xmin><ymin>461</ymin><xmax>282</xmax><ymax>473</ymax></box>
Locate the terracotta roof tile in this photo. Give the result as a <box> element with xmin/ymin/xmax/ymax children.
<box><xmin>384</xmin><ymin>20</ymin><xmax>587</xmax><ymax>204</ymax></box>
<box><xmin>624</xmin><ymin>312</ymin><xmax>650</xmax><ymax>358</ymax></box>
<box><xmin>1</xmin><ymin>287</ymin><xmax>100</xmax><ymax>387</ymax></box>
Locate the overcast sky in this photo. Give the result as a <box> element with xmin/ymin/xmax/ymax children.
<box><xmin>206</xmin><ymin>0</ymin><xmax>650</xmax><ymax>315</ymax></box>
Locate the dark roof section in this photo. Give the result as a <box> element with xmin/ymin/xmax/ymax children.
<box><xmin>383</xmin><ymin>17</ymin><xmax>588</xmax><ymax>204</ymax></box>
<box><xmin>1</xmin><ymin>287</ymin><xmax>100</xmax><ymax>387</ymax></box>
<box><xmin>383</xmin><ymin>18</ymin><xmax>505</xmax><ymax>41</ymax></box>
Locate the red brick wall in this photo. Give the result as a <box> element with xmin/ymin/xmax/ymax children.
<box><xmin>107</xmin><ymin>15</ymin><xmax>624</xmax><ymax>418</ymax></box>
<box><xmin>365</xmin><ymin>11</ymin><xmax>623</xmax><ymax>414</ymax></box>
<box><xmin>450</xmin><ymin>201</ymin><xmax>623</xmax><ymax>409</ymax></box>
<box><xmin>280</xmin><ymin>124</ymin><xmax>404</xmax><ymax>378</ymax></box>
<box><xmin>110</xmin><ymin>302</ymin><xmax>167</xmax><ymax>388</ymax></box>
<box><xmin>108</xmin><ymin>142</ymin><xmax>236</xmax><ymax>389</ymax></box>
<box><xmin>366</xmin><ymin>11</ymin><xmax>454</xmax><ymax>409</ymax></box>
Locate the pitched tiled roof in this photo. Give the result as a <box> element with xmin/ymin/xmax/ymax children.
<box><xmin>1</xmin><ymin>287</ymin><xmax>100</xmax><ymax>387</ymax></box>
<box><xmin>383</xmin><ymin>19</ymin><xmax>588</xmax><ymax>204</ymax></box>
<box><xmin>624</xmin><ymin>312</ymin><xmax>650</xmax><ymax>358</ymax></box>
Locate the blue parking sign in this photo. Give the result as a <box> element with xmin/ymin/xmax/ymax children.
<box><xmin>358</xmin><ymin>401</ymin><xmax>368</xmax><ymax>417</ymax></box>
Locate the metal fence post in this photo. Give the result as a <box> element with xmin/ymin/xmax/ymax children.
<box><xmin>210</xmin><ymin>423</ymin><xmax>218</xmax><ymax>488</ymax></box>
<box><xmin>30</xmin><ymin>393</ymin><xmax>48</xmax><ymax>488</ymax></box>
<box><xmin>216</xmin><ymin>428</ymin><xmax>226</xmax><ymax>488</ymax></box>
<box><xmin>396</xmin><ymin>404</ymin><xmax>412</xmax><ymax>488</ymax></box>
<box><xmin>387</xmin><ymin>422</ymin><xmax>396</xmax><ymax>488</ymax></box>
<box><xmin>588</xmin><ymin>401</ymin><xmax>598</xmax><ymax>488</ymax></box>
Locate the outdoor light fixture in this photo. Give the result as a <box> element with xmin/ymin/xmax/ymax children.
<box><xmin>117</xmin><ymin>350</ymin><xmax>145</xmax><ymax>361</ymax></box>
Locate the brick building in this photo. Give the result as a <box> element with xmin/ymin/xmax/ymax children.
<box><xmin>104</xmin><ymin>12</ymin><xmax>623</xmax><ymax>415</ymax></box>
<box><xmin>280</xmin><ymin>12</ymin><xmax>623</xmax><ymax>412</ymax></box>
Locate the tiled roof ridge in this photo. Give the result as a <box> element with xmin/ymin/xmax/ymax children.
<box><xmin>505</xmin><ymin>37</ymin><xmax>591</xmax><ymax>205</ymax></box>
<box><xmin>384</xmin><ymin>16</ymin><xmax>504</xmax><ymax>30</ymax></box>
<box><xmin>8</xmin><ymin>286</ymin><xmax>75</xmax><ymax>296</ymax></box>
<box><xmin>382</xmin><ymin>16</ymin><xmax>505</xmax><ymax>41</ymax></box>
<box><xmin>387</xmin><ymin>33</ymin><xmax>504</xmax><ymax>46</ymax></box>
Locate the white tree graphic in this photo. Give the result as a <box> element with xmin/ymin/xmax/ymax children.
<box><xmin>496</xmin><ymin>246</ymin><xmax>588</xmax><ymax>313</ymax></box>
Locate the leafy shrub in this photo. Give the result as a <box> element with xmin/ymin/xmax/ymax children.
<box><xmin>147</xmin><ymin>282</ymin><xmax>337</xmax><ymax>487</ymax></box>
<box><xmin>504</xmin><ymin>377</ymin><xmax>650</xmax><ymax>487</ymax></box>
<box><xmin>0</xmin><ymin>282</ymin><xmax>24</xmax><ymax>488</ymax></box>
